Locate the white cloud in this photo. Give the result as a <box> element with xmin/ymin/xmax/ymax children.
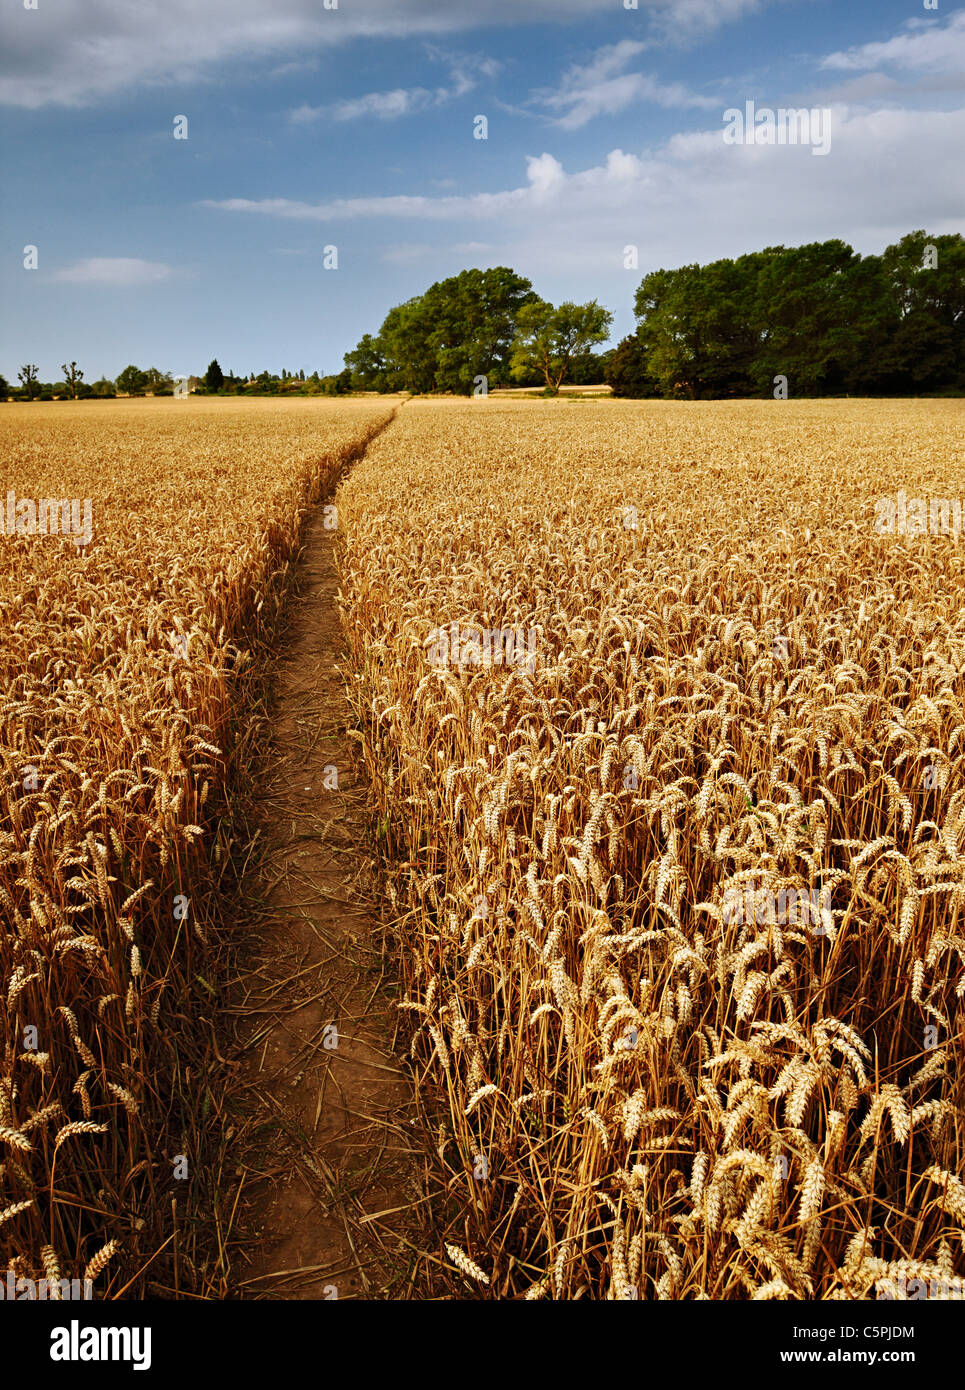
<box><xmin>526</xmin><ymin>152</ymin><xmax>567</xmax><ymax>196</ymax></box>
<box><xmin>532</xmin><ymin>38</ymin><xmax>719</xmax><ymax>128</ymax></box>
<box><xmin>339</xmin><ymin>88</ymin><xmax>435</xmax><ymax>120</ymax></box>
<box><xmin>203</xmin><ymin>151</ymin><xmax>584</xmax><ymax>222</ymax></box>
<box><xmin>809</xmin><ymin>72</ymin><xmax>904</xmax><ymax>104</ymax></box>
<box><xmin>267</xmin><ymin>58</ymin><xmax>319</xmax><ymax>79</ymax></box>
<box><xmin>203</xmin><ymin>102</ymin><xmax>965</xmax><ymax>274</ymax></box>
<box><xmin>0</xmin><ymin>0</ymin><xmax>780</xmax><ymax>108</ymax></box>
<box><xmin>822</xmin><ymin>11</ymin><xmax>965</xmax><ymax>75</ymax></box>
<box><xmin>294</xmin><ymin>89</ymin><xmax>433</xmax><ymax>123</ymax></box>
<box><xmin>654</xmin><ymin>0</ymin><xmax>769</xmax><ymax>38</ymax></box>
<box><xmin>51</xmin><ymin>258</ymin><xmax>173</xmax><ymax>286</ymax></box>
<box><xmin>567</xmin><ymin>38</ymin><xmax>650</xmax><ymax>76</ymax></box>
<box><xmin>291</xmin><ymin>47</ymin><xmax>497</xmax><ymax>123</ymax></box>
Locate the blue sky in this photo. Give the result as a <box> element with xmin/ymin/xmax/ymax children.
<box><xmin>1</xmin><ymin>0</ymin><xmax>963</xmax><ymax>382</ymax></box>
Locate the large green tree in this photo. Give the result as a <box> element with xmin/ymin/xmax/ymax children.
<box><xmin>748</xmin><ymin>240</ymin><xmax>862</xmax><ymax>396</ymax></box>
<box><xmin>379</xmin><ymin>299</ymin><xmax>438</xmax><ymax>393</ymax></box>
<box><xmin>881</xmin><ymin>231</ymin><xmax>965</xmax><ymax>390</ymax></box>
<box><xmin>635</xmin><ymin>252</ymin><xmax>779</xmax><ymax>398</ymax></box>
<box><xmin>344</xmin><ymin>334</ymin><xmax>388</xmax><ymax>391</ymax></box>
<box><xmin>345</xmin><ymin>267</ymin><xmax>537</xmax><ymax>395</ymax></box>
<box><xmin>115</xmin><ymin>364</ymin><xmax>148</xmax><ymax>396</ymax></box>
<box><xmin>510</xmin><ymin>299</ymin><xmax>612</xmax><ymax>395</ymax></box>
<box><xmin>425</xmin><ymin>267</ymin><xmax>538</xmax><ymax>393</ymax></box>
<box><xmin>605</xmin><ymin>335</ymin><xmax>658</xmax><ymax>398</ymax></box>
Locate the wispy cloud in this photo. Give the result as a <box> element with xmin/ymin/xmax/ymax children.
<box><xmin>203</xmin><ymin>149</ymin><xmax>583</xmax><ymax>222</ymax></box>
<box><xmin>51</xmin><ymin>258</ymin><xmax>173</xmax><ymax>286</ymax></box>
<box><xmin>203</xmin><ymin>101</ymin><xmax>965</xmax><ymax>273</ymax></box>
<box><xmin>531</xmin><ymin>39</ymin><xmax>718</xmax><ymax>129</ymax></box>
<box><xmin>651</xmin><ymin>0</ymin><xmax>771</xmax><ymax>42</ymax></box>
<box><xmin>293</xmin><ymin>89</ymin><xmax>431</xmax><ymax>123</ymax></box>
<box><xmin>290</xmin><ymin>48</ymin><xmax>498</xmax><ymax>124</ymax></box>
<box><xmin>0</xmin><ymin>0</ymin><xmax>781</xmax><ymax>109</ymax></box>
<box><xmin>266</xmin><ymin>57</ymin><xmax>319</xmax><ymax>79</ymax></box>
<box><xmin>822</xmin><ymin>11</ymin><xmax>965</xmax><ymax>76</ymax></box>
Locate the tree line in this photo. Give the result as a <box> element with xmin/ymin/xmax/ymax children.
<box><xmin>341</xmin><ymin>232</ymin><xmax>963</xmax><ymax>398</ymax></box>
<box><xmin>4</xmin><ymin>229</ymin><xmax>960</xmax><ymax>403</ymax></box>
<box><xmin>2</xmin><ymin>363</ymin><xmax>179</xmax><ymax>401</ymax></box>
<box><xmin>606</xmin><ymin>230</ymin><xmax>965</xmax><ymax>398</ymax></box>
<box><xmin>0</xmin><ymin>360</ymin><xmax>359</xmax><ymax>401</ymax></box>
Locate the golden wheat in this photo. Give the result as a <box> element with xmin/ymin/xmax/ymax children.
<box><xmin>338</xmin><ymin>396</ymin><xmax>965</xmax><ymax>1300</ymax></box>
<box><xmin>0</xmin><ymin>397</ymin><xmax>397</xmax><ymax>1295</ymax></box>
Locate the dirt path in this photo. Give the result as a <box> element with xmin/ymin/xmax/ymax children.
<box><xmin>225</xmin><ymin>426</ymin><xmax>429</xmax><ymax>1300</ymax></box>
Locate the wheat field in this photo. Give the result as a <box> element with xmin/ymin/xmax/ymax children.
<box><xmin>0</xmin><ymin>398</ymin><xmax>396</xmax><ymax>1296</ymax></box>
<box><xmin>2</xmin><ymin>394</ymin><xmax>963</xmax><ymax>1302</ymax></box>
<box><xmin>337</xmin><ymin>396</ymin><xmax>965</xmax><ymax>1299</ymax></box>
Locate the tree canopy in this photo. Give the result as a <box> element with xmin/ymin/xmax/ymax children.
<box><xmin>115</xmin><ymin>364</ymin><xmax>148</xmax><ymax>396</ymax></box>
<box><xmin>618</xmin><ymin>231</ymin><xmax>965</xmax><ymax>398</ymax></box>
<box><xmin>204</xmin><ymin>359</ymin><xmax>225</xmax><ymax>392</ymax></box>
<box><xmin>18</xmin><ymin>365</ymin><xmax>39</xmax><ymax>399</ymax></box>
<box><xmin>344</xmin><ymin>268</ymin><xmax>543</xmax><ymax>394</ymax></box>
<box><xmin>60</xmin><ymin>361</ymin><xmax>83</xmax><ymax>398</ymax></box>
<box><xmin>510</xmin><ymin>299</ymin><xmax>613</xmax><ymax>395</ymax></box>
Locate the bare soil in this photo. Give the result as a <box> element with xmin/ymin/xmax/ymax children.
<box><xmin>224</xmin><ymin>479</ymin><xmax>430</xmax><ymax>1300</ymax></box>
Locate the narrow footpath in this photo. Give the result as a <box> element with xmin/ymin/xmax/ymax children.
<box><xmin>226</xmin><ymin>419</ymin><xmax>431</xmax><ymax>1299</ymax></box>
